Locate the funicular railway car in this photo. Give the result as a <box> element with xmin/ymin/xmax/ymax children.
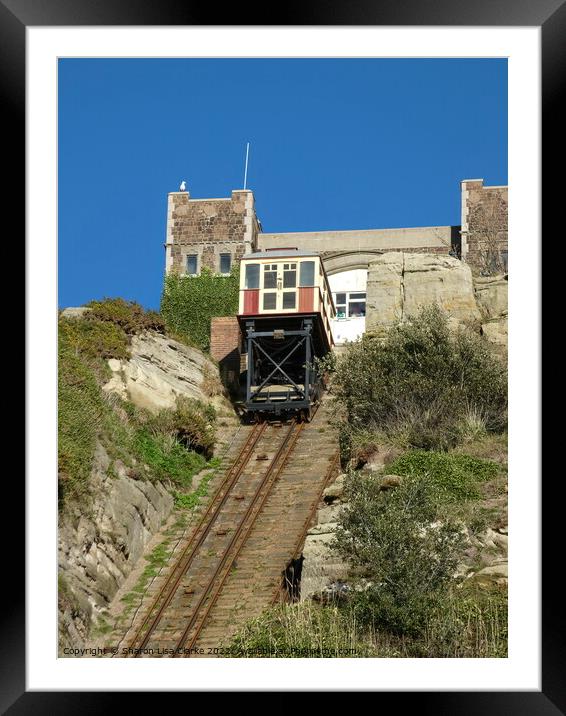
<box><xmin>237</xmin><ymin>250</ymin><xmax>335</xmax><ymax>420</ymax></box>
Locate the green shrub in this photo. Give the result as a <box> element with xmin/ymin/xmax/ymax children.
<box><xmin>59</xmin><ymin>315</ymin><xmax>130</xmax><ymax>367</ymax></box>
<box><xmin>86</xmin><ymin>297</ymin><xmax>165</xmax><ymax>335</ymax></box>
<box><xmin>141</xmin><ymin>397</ymin><xmax>217</xmax><ymax>459</ymax></box>
<box><xmin>132</xmin><ymin>430</ymin><xmax>208</xmax><ymax>488</ymax></box>
<box><xmin>332</xmin><ymin>304</ymin><xmax>507</xmax><ymax>451</ymax></box>
<box><xmin>58</xmin><ymin>333</ymin><xmax>109</xmax><ymax>506</ymax></box>
<box><xmin>334</xmin><ymin>471</ymin><xmax>466</xmax><ymax>636</ymax></box>
<box><xmin>385</xmin><ymin>450</ymin><xmax>499</xmax><ymax>503</ymax></box>
<box><xmin>160</xmin><ymin>266</ymin><xmax>240</xmax><ymax>352</ymax></box>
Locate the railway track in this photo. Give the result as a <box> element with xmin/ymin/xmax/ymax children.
<box><xmin>122</xmin><ymin>416</ymin><xmax>307</xmax><ymax>657</ymax></box>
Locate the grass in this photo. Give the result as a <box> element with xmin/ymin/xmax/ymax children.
<box><xmin>132</xmin><ymin>429</ymin><xmax>209</xmax><ymax>488</ymax></box>
<box><xmin>384</xmin><ymin>450</ymin><xmax>500</xmax><ymax>503</ymax></box>
<box><xmin>228</xmin><ymin>586</ymin><xmax>507</xmax><ymax>658</ymax></box>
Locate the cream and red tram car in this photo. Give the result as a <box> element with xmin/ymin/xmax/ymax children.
<box><xmin>237</xmin><ymin>250</ymin><xmax>335</xmax><ymax>420</ymax></box>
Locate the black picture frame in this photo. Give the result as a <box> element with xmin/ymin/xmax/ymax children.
<box><xmin>10</xmin><ymin>0</ymin><xmax>557</xmax><ymax>710</ymax></box>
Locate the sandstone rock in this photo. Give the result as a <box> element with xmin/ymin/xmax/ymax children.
<box><xmin>102</xmin><ymin>331</ymin><xmax>222</xmax><ymax>413</ymax></box>
<box><xmin>365</xmin><ymin>253</ymin><xmax>404</xmax><ymax>328</ymax></box>
<box><xmin>322</xmin><ymin>473</ymin><xmax>346</xmax><ymax>503</ymax></box>
<box><xmin>58</xmin><ymin>443</ymin><xmax>174</xmax><ymax>651</ymax></box>
<box><xmin>474</xmin><ymin>275</ymin><xmax>508</xmax><ymax>320</ymax></box>
<box><xmin>481</xmin><ymin>317</ymin><xmax>508</xmax><ymax>346</ymax></box>
<box><xmin>403</xmin><ymin>253</ymin><xmax>480</xmax><ymax>321</ymax></box>
<box><xmin>60</xmin><ymin>306</ymin><xmax>92</xmax><ymax>319</ymax></box>
<box><xmin>366</xmin><ymin>252</ymin><xmax>480</xmax><ymax>331</ymax></box>
<box><xmin>301</xmin><ymin>528</ymin><xmax>349</xmax><ymax>600</ymax></box>
<box><xmin>472</xmin><ymin>561</ymin><xmax>508</xmax><ymax>579</ymax></box>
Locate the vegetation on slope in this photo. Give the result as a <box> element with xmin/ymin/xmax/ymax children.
<box><xmin>58</xmin><ymin>299</ymin><xmax>218</xmax><ymax>511</ymax></box>
<box><xmin>333</xmin><ymin>304</ymin><xmax>507</xmax><ymax>454</ymax></box>
<box><xmin>229</xmin><ymin>305</ymin><xmax>508</xmax><ymax>658</ymax></box>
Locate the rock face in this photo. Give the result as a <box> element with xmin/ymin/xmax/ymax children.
<box><xmin>300</xmin><ymin>475</ymin><xmax>350</xmax><ymax>601</ymax></box>
<box><xmin>58</xmin><ymin>443</ymin><xmax>173</xmax><ymax>651</ymax></box>
<box><xmin>366</xmin><ymin>253</ymin><xmax>480</xmax><ymax>331</ymax></box>
<box><xmin>474</xmin><ymin>275</ymin><xmax>508</xmax><ymax>348</ymax></box>
<box><xmin>103</xmin><ymin>331</ymin><xmax>222</xmax><ymax>413</ymax></box>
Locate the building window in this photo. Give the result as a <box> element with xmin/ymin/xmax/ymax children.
<box><xmin>186</xmin><ymin>254</ymin><xmax>198</xmax><ymax>275</ymax></box>
<box><xmin>220</xmin><ymin>253</ymin><xmax>232</xmax><ymax>274</ymax></box>
<box><xmin>348</xmin><ymin>292</ymin><xmax>366</xmax><ymax>318</ymax></box>
<box><xmin>333</xmin><ymin>291</ymin><xmax>366</xmax><ymax>318</ymax></box>
<box><xmin>299</xmin><ymin>261</ymin><xmax>315</xmax><ymax>286</ymax></box>
<box><xmin>335</xmin><ymin>293</ymin><xmax>347</xmax><ymax>318</ymax></box>
<box><xmin>245</xmin><ymin>263</ymin><xmax>260</xmax><ymax>289</ymax></box>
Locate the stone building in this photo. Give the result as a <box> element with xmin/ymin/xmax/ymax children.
<box><xmin>460</xmin><ymin>179</ymin><xmax>508</xmax><ymax>272</ymax></box>
<box><xmin>164</xmin><ymin>189</ymin><xmax>259</xmax><ymax>277</ymax></box>
<box><xmin>164</xmin><ymin>177</ymin><xmax>507</xmax><ymax>346</ymax></box>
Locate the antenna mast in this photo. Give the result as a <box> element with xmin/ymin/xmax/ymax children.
<box><xmin>243</xmin><ymin>142</ymin><xmax>250</xmax><ymax>189</ymax></box>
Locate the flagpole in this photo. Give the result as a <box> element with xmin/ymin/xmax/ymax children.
<box><xmin>243</xmin><ymin>142</ymin><xmax>250</xmax><ymax>189</ymax></box>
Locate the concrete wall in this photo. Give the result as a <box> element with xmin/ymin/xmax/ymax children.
<box><xmin>461</xmin><ymin>179</ymin><xmax>508</xmax><ymax>271</ymax></box>
<box><xmin>258</xmin><ymin>225</ymin><xmax>458</xmax><ymax>259</ymax></box>
<box><xmin>165</xmin><ymin>190</ymin><xmax>259</xmax><ymax>275</ymax></box>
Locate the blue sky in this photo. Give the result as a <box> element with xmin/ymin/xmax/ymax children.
<box><xmin>58</xmin><ymin>58</ymin><xmax>507</xmax><ymax>310</ymax></box>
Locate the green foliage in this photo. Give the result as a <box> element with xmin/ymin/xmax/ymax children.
<box><xmin>332</xmin><ymin>304</ymin><xmax>507</xmax><ymax>451</ymax></box>
<box><xmin>385</xmin><ymin>450</ymin><xmax>499</xmax><ymax>503</ymax></box>
<box><xmin>173</xmin><ymin>466</ymin><xmax>216</xmax><ymax>509</ymax></box>
<box><xmin>160</xmin><ymin>266</ymin><xmax>240</xmax><ymax>352</ymax></box>
<box><xmin>334</xmin><ymin>471</ymin><xmax>466</xmax><ymax>636</ymax></box>
<box><xmin>132</xmin><ymin>430</ymin><xmax>208</xmax><ymax>488</ymax></box>
<box><xmin>228</xmin><ymin>586</ymin><xmax>506</xmax><ymax>658</ymax></box>
<box><xmin>86</xmin><ymin>297</ymin><xmax>165</xmax><ymax>335</ymax></box>
<box><xmin>135</xmin><ymin>396</ymin><xmax>217</xmax><ymax>459</ymax></box>
<box><xmin>58</xmin><ymin>331</ymin><xmax>108</xmax><ymax>506</ymax></box>
<box><xmin>59</xmin><ymin>315</ymin><xmax>130</xmax><ymax>365</ymax></box>
<box><xmin>227</xmin><ymin>603</ymin><xmax>377</xmax><ymax>657</ymax></box>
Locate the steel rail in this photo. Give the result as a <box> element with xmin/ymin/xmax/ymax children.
<box><xmin>125</xmin><ymin>420</ymin><xmax>267</xmax><ymax>656</ymax></box>
<box><xmin>172</xmin><ymin>419</ymin><xmax>305</xmax><ymax>656</ymax></box>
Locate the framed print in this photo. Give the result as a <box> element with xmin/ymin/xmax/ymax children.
<box><xmin>10</xmin><ymin>0</ymin><xmax>558</xmax><ymax>709</ymax></box>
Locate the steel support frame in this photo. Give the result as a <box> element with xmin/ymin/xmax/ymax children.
<box><xmin>245</xmin><ymin>319</ymin><xmax>317</xmax><ymax>415</ymax></box>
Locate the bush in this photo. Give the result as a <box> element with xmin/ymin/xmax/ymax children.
<box><xmin>333</xmin><ymin>471</ymin><xmax>466</xmax><ymax>636</ymax></box>
<box><xmin>385</xmin><ymin>450</ymin><xmax>499</xmax><ymax>503</ymax></box>
<box><xmin>140</xmin><ymin>397</ymin><xmax>217</xmax><ymax>459</ymax></box>
<box><xmin>160</xmin><ymin>266</ymin><xmax>240</xmax><ymax>352</ymax></box>
<box><xmin>86</xmin><ymin>297</ymin><xmax>165</xmax><ymax>335</ymax></box>
<box><xmin>58</xmin><ymin>336</ymin><xmax>107</xmax><ymax>506</ymax></box>
<box><xmin>332</xmin><ymin>304</ymin><xmax>507</xmax><ymax>451</ymax></box>
<box><xmin>132</xmin><ymin>430</ymin><xmax>208</xmax><ymax>488</ymax></box>
<box><xmin>59</xmin><ymin>315</ymin><xmax>130</xmax><ymax>367</ymax></box>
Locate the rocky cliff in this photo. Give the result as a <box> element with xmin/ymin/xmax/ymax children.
<box><xmin>58</xmin><ymin>443</ymin><xmax>173</xmax><ymax>651</ymax></box>
<box><xmin>365</xmin><ymin>252</ymin><xmax>508</xmax><ymax>349</ymax></box>
<box><xmin>102</xmin><ymin>331</ymin><xmax>224</xmax><ymax>413</ymax></box>
<box><xmin>58</xmin><ymin>311</ymin><xmax>227</xmax><ymax>652</ymax></box>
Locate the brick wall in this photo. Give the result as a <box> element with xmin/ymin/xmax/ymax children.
<box><xmin>165</xmin><ymin>189</ymin><xmax>259</xmax><ymax>276</ymax></box>
<box><xmin>461</xmin><ymin>180</ymin><xmax>508</xmax><ymax>272</ymax></box>
<box><xmin>210</xmin><ymin>316</ymin><xmax>242</xmax><ymax>389</ymax></box>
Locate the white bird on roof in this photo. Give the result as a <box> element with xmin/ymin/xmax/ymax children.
<box><xmin>179</xmin><ymin>180</ymin><xmax>187</xmax><ymax>192</ymax></box>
